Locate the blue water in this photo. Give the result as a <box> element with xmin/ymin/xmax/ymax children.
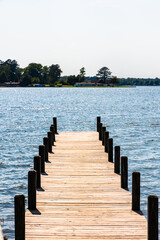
<box><xmin>0</xmin><ymin>87</ymin><xmax>159</xmax><ymax>239</ymax></box>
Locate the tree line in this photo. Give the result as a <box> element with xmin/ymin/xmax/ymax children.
<box><xmin>0</xmin><ymin>59</ymin><xmax>118</xmax><ymax>86</ymax></box>
<box><xmin>0</xmin><ymin>59</ymin><xmax>159</xmax><ymax>86</ymax></box>
<box><xmin>0</xmin><ymin>59</ymin><xmax>62</xmax><ymax>86</ymax></box>
<box><xmin>0</xmin><ymin>59</ymin><xmax>88</xmax><ymax>86</ymax></box>
<box><xmin>118</xmin><ymin>78</ymin><xmax>160</xmax><ymax>86</ymax></box>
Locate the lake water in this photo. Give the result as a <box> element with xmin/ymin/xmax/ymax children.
<box><xmin>0</xmin><ymin>87</ymin><xmax>160</xmax><ymax>239</ymax></box>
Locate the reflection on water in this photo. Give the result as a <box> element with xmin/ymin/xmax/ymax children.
<box><xmin>0</xmin><ymin>86</ymin><xmax>160</xmax><ymax>239</ymax></box>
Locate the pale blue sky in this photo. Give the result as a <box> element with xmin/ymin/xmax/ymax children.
<box><xmin>0</xmin><ymin>0</ymin><xmax>160</xmax><ymax>77</ymax></box>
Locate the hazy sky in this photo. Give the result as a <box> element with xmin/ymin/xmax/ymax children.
<box><xmin>0</xmin><ymin>0</ymin><xmax>160</xmax><ymax>77</ymax></box>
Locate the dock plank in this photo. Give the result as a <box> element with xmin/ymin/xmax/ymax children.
<box><xmin>25</xmin><ymin>131</ymin><xmax>147</xmax><ymax>239</ymax></box>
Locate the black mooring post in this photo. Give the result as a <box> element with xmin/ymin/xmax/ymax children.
<box><xmin>51</xmin><ymin>124</ymin><xmax>55</xmax><ymax>142</ymax></box>
<box><xmin>97</xmin><ymin>116</ymin><xmax>101</xmax><ymax>132</ymax></box>
<box><xmin>99</xmin><ymin>123</ymin><xmax>103</xmax><ymax>141</ymax></box>
<box><xmin>104</xmin><ymin>131</ymin><xmax>109</xmax><ymax>153</ymax></box>
<box><xmin>34</xmin><ymin>156</ymin><xmax>41</xmax><ymax>188</ymax></box>
<box><xmin>39</xmin><ymin>145</ymin><xmax>45</xmax><ymax>173</ymax></box>
<box><xmin>148</xmin><ymin>195</ymin><xmax>158</xmax><ymax>240</ymax></box>
<box><xmin>114</xmin><ymin>146</ymin><xmax>120</xmax><ymax>174</ymax></box>
<box><xmin>102</xmin><ymin>127</ymin><xmax>106</xmax><ymax>146</ymax></box>
<box><xmin>50</xmin><ymin>125</ymin><xmax>55</xmax><ymax>145</ymax></box>
<box><xmin>132</xmin><ymin>172</ymin><xmax>140</xmax><ymax>211</ymax></box>
<box><xmin>14</xmin><ymin>194</ymin><xmax>25</xmax><ymax>240</ymax></box>
<box><xmin>28</xmin><ymin>170</ymin><xmax>37</xmax><ymax>210</ymax></box>
<box><xmin>121</xmin><ymin>156</ymin><xmax>128</xmax><ymax>189</ymax></box>
<box><xmin>43</xmin><ymin>137</ymin><xmax>49</xmax><ymax>162</ymax></box>
<box><xmin>53</xmin><ymin>117</ymin><xmax>58</xmax><ymax>134</ymax></box>
<box><xmin>48</xmin><ymin>131</ymin><xmax>53</xmax><ymax>153</ymax></box>
<box><xmin>107</xmin><ymin>138</ymin><xmax>113</xmax><ymax>162</ymax></box>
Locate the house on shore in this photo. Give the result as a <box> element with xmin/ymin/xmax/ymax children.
<box><xmin>91</xmin><ymin>78</ymin><xmax>113</xmax><ymax>86</ymax></box>
<box><xmin>0</xmin><ymin>82</ymin><xmax>20</xmax><ymax>87</ymax></box>
<box><xmin>74</xmin><ymin>82</ymin><xmax>96</xmax><ymax>87</ymax></box>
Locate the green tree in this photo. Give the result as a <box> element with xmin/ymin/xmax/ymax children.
<box><xmin>6</xmin><ymin>59</ymin><xmax>20</xmax><ymax>81</ymax></box>
<box><xmin>96</xmin><ymin>67</ymin><xmax>112</xmax><ymax>83</ymax></box>
<box><xmin>20</xmin><ymin>73</ymin><xmax>32</xmax><ymax>86</ymax></box>
<box><xmin>0</xmin><ymin>59</ymin><xmax>21</xmax><ymax>82</ymax></box>
<box><xmin>48</xmin><ymin>64</ymin><xmax>62</xmax><ymax>86</ymax></box>
<box><xmin>77</xmin><ymin>67</ymin><xmax>86</xmax><ymax>82</ymax></box>
<box><xmin>155</xmin><ymin>78</ymin><xmax>160</xmax><ymax>85</ymax></box>
<box><xmin>67</xmin><ymin>75</ymin><xmax>78</xmax><ymax>85</ymax></box>
<box><xmin>0</xmin><ymin>71</ymin><xmax>8</xmax><ymax>83</ymax></box>
<box><xmin>42</xmin><ymin>66</ymin><xmax>49</xmax><ymax>84</ymax></box>
<box><xmin>24</xmin><ymin>63</ymin><xmax>43</xmax><ymax>82</ymax></box>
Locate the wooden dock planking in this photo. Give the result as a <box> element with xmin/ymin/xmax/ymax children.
<box><xmin>25</xmin><ymin>131</ymin><xmax>147</xmax><ymax>239</ymax></box>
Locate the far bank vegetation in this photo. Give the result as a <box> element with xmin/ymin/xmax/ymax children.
<box><xmin>0</xmin><ymin>59</ymin><xmax>159</xmax><ymax>87</ymax></box>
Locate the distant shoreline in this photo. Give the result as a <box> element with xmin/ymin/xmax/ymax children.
<box><xmin>0</xmin><ymin>85</ymin><xmax>137</xmax><ymax>88</ymax></box>
<box><xmin>1</xmin><ymin>85</ymin><xmax>160</xmax><ymax>88</ymax></box>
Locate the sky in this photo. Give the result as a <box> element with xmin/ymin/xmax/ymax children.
<box><xmin>0</xmin><ymin>0</ymin><xmax>160</xmax><ymax>77</ymax></box>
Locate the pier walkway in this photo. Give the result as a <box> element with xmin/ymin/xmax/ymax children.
<box><xmin>25</xmin><ymin>131</ymin><xmax>147</xmax><ymax>239</ymax></box>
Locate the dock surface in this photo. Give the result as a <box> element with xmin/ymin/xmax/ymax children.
<box><xmin>25</xmin><ymin>131</ymin><xmax>147</xmax><ymax>239</ymax></box>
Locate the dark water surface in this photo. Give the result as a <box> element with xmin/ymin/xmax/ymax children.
<box><xmin>0</xmin><ymin>87</ymin><xmax>160</xmax><ymax>239</ymax></box>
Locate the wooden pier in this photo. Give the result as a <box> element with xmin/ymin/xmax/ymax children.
<box><xmin>13</xmin><ymin>117</ymin><xmax>159</xmax><ymax>240</ymax></box>
<box><xmin>25</xmin><ymin>131</ymin><xmax>147</xmax><ymax>239</ymax></box>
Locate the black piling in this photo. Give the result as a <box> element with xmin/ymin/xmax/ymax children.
<box><xmin>121</xmin><ymin>156</ymin><xmax>128</xmax><ymax>189</ymax></box>
<box><xmin>34</xmin><ymin>156</ymin><xmax>41</xmax><ymax>188</ymax></box>
<box><xmin>107</xmin><ymin>138</ymin><xmax>113</xmax><ymax>162</ymax></box>
<box><xmin>132</xmin><ymin>172</ymin><xmax>140</xmax><ymax>211</ymax></box>
<box><xmin>104</xmin><ymin>131</ymin><xmax>109</xmax><ymax>153</ymax></box>
<box><xmin>148</xmin><ymin>195</ymin><xmax>158</xmax><ymax>240</ymax></box>
<box><xmin>114</xmin><ymin>146</ymin><xmax>120</xmax><ymax>174</ymax></box>
<box><xmin>43</xmin><ymin>137</ymin><xmax>49</xmax><ymax>162</ymax></box>
<box><xmin>14</xmin><ymin>194</ymin><xmax>25</xmax><ymax>240</ymax></box>
<box><xmin>48</xmin><ymin>131</ymin><xmax>53</xmax><ymax>153</ymax></box>
<box><xmin>102</xmin><ymin>127</ymin><xmax>106</xmax><ymax>146</ymax></box>
<box><xmin>51</xmin><ymin>125</ymin><xmax>55</xmax><ymax>142</ymax></box>
<box><xmin>28</xmin><ymin>170</ymin><xmax>37</xmax><ymax>210</ymax></box>
<box><xmin>97</xmin><ymin>116</ymin><xmax>101</xmax><ymax>132</ymax></box>
<box><xmin>99</xmin><ymin>123</ymin><xmax>103</xmax><ymax>141</ymax></box>
<box><xmin>53</xmin><ymin>117</ymin><xmax>58</xmax><ymax>134</ymax></box>
<box><xmin>50</xmin><ymin>125</ymin><xmax>55</xmax><ymax>145</ymax></box>
<box><xmin>39</xmin><ymin>145</ymin><xmax>45</xmax><ymax>173</ymax></box>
